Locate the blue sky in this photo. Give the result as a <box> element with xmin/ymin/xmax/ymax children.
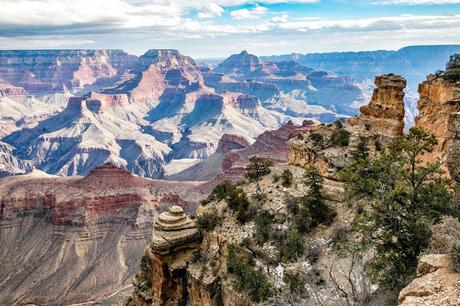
<box><xmin>1</xmin><ymin>0</ymin><xmax>460</xmax><ymax>58</ymax></box>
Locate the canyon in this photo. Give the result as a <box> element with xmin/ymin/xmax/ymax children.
<box><xmin>1</xmin><ymin>46</ymin><xmax>460</xmax><ymax>305</ymax></box>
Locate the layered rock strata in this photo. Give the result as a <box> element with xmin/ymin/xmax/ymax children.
<box><xmin>348</xmin><ymin>74</ymin><xmax>406</xmax><ymax>137</ymax></box>
<box><xmin>131</xmin><ymin>206</ymin><xmax>201</xmax><ymax>305</ymax></box>
<box><xmin>417</xmin><ymin>75</ymin><xmax>460</xmax><ymax>165</ymax></box>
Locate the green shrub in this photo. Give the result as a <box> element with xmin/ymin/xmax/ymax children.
<box><xmin>281</xmin><ymin>169</ymin><xmax>294</xmax><ymax>188</ymax></box>
<box><xmin>196</xmin><ymin>211</ymin><xmax>221</xmax><ymax>232</ymax></box>
<box><xmin>280</xmin><ymin>229</ymin><xmax>305</xmax><ymax>262</ymax></box>
<box><xmin>297</xmin><ymin>168</ymin><xmax>336</xmax><ymax>232</ymax></box>
<box><xmin>330</xmin><ymin>129</ymin><xmax>350</xmax><ymax>147</ymax></box>
<box><xmin>254</xmin><ymin>210</ymin><xmax>273</xmax><ymax>245</ymax></box>
<box><xmin>227</xmin><ymin>244</ymin><xmax>274</xmax><ymax>302</ymax></box>
<box><xmin>283</xmin><ymin>271</ymin><xmax>307</xmax><ymax>296</ymax></box>
<box><xmin>451</xmin><ymin>240</ymin><xmax>460</xmax><ymax>272</ymax></box>
<box><xmin>309</xmin><ymin>132</ymin><xmax>323</xmax><ymax>146</ymax></box>
<box><xmin>206</xmin><ymin>180</ymin><xmax>237</xmax><ymax>203</ymax></box>
<box><xmin>245</xmin><ymin>156</ymin><xmax>273</xmax><ymax>183</ymax></box>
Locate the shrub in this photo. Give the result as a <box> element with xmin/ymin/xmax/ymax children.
<box><xmin>285</xmin><ymin>194</ymin><xmax>299</xmax><ymax>215</ymax></box>
<box><xmin>283</xmin><ymin>271</ymin><xmax>307</xmax><ymax>296</ymax></box>
<box><xmin>254</xmin><ymin>210</ymin><xmax>273</xmax><ymax>245</ymax></box>
<box><xmin>334</xmin><ymin>118</ymin><xmax>345</xmax><ymax>129</ymax></box>
<box><xmin>330</xmin><ymin>129</ymin><xmax>351</xmax><ymax>147</ymax></box>
<box><xmin>310</xmin><ymin>132</ymin><xmax>323</xmax><ymax>146</ymax></box>
<box><xmin>227</xmin><ymin>244</ymin><xmax>274</xmax><ymax>302</ymax></box>
<box><xmin>280</xmin><ymin>229</ymin><xmax>305</xmax><ymax>262</ymax></box>
<box><xmin>451</xmin><ymin>241</ymin><xmax>460</xmax><ymax>272</ymax></box>
<box><xmin>297</xmin><ymin>168</ymin><xmax>336</xmax><ymax>232</ymax></box>
<box><xmin>281</xmin><ymin>169</ymin><xmax>294</xmax><ymax>188</ymax></box>
<box><xmin>196</xmin><ymin>211</ymin><xmax>221</xmax><ymax>232</ymax></box>
<box><xmin>245</xmin><ymin>156</ymin><xmax>273</xmax><ymax>183</ymax></box>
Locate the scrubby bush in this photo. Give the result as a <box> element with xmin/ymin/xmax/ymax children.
<box><xmin>309</xmin><ymin>132</ymin><xmax>323</xmax><ymax>147</ymax></box>
<box><xmin>297</xmin><ymin>168</ymin><xmax>336</xmax><ymax>232</ymax></box>
<box><xmin>245</xmin><ymin>156</ymin><xmax>273</xmax><ymax>183</ymax></box>
<box><xmin>330</xmin><ymin>129</ymin><xmax>351</xmax><ymax>147</ymax></box>
<box><xmin>227</xmin><ymin>244</ymin><xmax>274</xmax><ymax>302</ymax></box>
<box><xmin>254</xmin><ymin>210</ymin><xmax>273</xmax><ymax>245</ymax></box>
<box><xmin>196</xmin><ymin>211</ymin><xmax>221</xmax><ymax>232</ymax></box>
<box><xmin>280</xmin><ymin>229</ymin><xmax>305</xmax><ymax>262</ymax></box>
<box><xmin>451</xmin><ymin>241</ymin><xmax>460</xmax><ymax>272</ymax></box>
<box><xmin>283</xmin><ymin>271</ymin><xmax>307</xmax><ymax>296</ymax></box>
<box><xmin>444</xmin><ymin>54</ymin><xmax>460</xmax><ymax>83</ymax></box>
<box><xmin>281</xmin><ymin>169</ymin><xmax>294</xmax><ymax>188</ymax></box>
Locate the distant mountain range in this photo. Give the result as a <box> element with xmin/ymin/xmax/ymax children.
<box><xmin>261</xmin><ymin>45</ymin><xmax>460</xmax><ymax>88</ymax></box>
<box><xmin>1</xmin><ymin>45</ymin><xmax>458</xmax><ymax>179</ymax></box>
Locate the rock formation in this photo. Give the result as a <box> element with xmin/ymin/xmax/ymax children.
<box><xmin>130</xmin><ymin>206</ymin><xmax>201</xmax><ymax>305</ymax></box>
<box><xmin>398</xmin><ymin>254</ymin><xmax>460</xmax><ymax>306</ymax></box>
<box><xmin>348</xmin><ymin>74</ymin><xmax>406</xmax><ymax>137</ymax></box>
<box><xmin>417</xmin><ymin>74</ymin><xmax>460</xmax><ymax>165</ymax></box>
<box><xmin>289</xmin><ymin>75</ymin><xmax>406</xmax><ymax>179</ymax></box>
<box><xmin>0</xmin><ymin>78</ymin><xmax>25</xmax><ymax>97</ymax></box>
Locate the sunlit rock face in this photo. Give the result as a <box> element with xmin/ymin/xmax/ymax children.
<box><xmin>398</xmin><ymin>254</ymin><xmax>460</xmax><ymax>306</ymax></box>
<box><xmin>417</xmin><ymin>75</ymin><xmax>460</xmax><ymax>166</ymax></box>
<box><xmin>348</xmin><ymin>74</ymin><xmax>406</xmax><ymax>137</ymax></box>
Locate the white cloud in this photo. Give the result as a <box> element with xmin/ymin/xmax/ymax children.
<box><xmin>198</xmin><ymin>3</ymin><xmax>225</xmax><ymax>19</ymax></box>
<box><xmin>230</xmin><ymin>5</ymin><xmax>268</xmax><ymax>19</ymax></box>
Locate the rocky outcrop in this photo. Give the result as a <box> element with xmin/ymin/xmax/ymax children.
<box><xmin>289</xmin><ymin>75</ymin><xmax>404</xmax><ymax>178</ymax></box>
<box><xmin>417</xmin><ymin>75</ymin><xmax>460</xmax><ymax>166</ymax></box>
<box><xmin>0</xmin><ymin>78</ymin><xmax>25</xmax><ymax>97</ymax></box>
<box><xmin>131</xmin><ymin>206</ymin><xmax>201</xmax><ymax>305</ymax></box>
<box><xmin>348</xmin><ymin>74</ymin><xmax>406</xmax><ymax>137</ymax></box>
<box><xmin>398</xmin><ymin>254</ymin><xmax>460</xmax><ymax>306</ymax></box>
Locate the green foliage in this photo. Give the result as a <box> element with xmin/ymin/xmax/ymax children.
<box><xmin>434</xmin><ymin>54</ymin><xmax>460</xmax><ymax>83</ymax></box>
<box><xmin>452</xmin><ymin>241</ymin><xmax>460</xmax><ymax>272</ymax></box>
<box><xmin>283</xmin><ymin>271</ymin><xmax>308</xmax><ymax>296</ymax></box>
<box><xmin>351</xmin><ymin>136</ymin><xmax>369</xmax><ymax>161</ymax></box>
<box><xmin>330</xmin><ymin>128</ymin><xmax>351</xmax><ymax>147</ymax></box>
<box><xmin>342</xmin><ymin>126</ymin><xmax>455</xmax><ymax>289</ymax></box>
<box><xmin>205</xmin><ymin>180</ymin><xmax>237</xmax><ymax>203</ymax></box>
<box><xmin>254</xmin><ymin>210</ymin><xmax>273</xmax><ymax>245</ymax></box>
<box><xmin>310</xmin><ymin>132</ymin><xmax>324</xmax><ymax>147</ymax></box>
<box><xmin>196</xmin><ymin>211</ymin><xmax>221</xmax><ymax>232</ymax></box>
<box><xmin>245</xmin><ymin>156</ymin><xmax>273</xmax><ymax>183</ymax></box>
<box><xmin>204</xmin><ymin>180</ymin><xmax>253</xmax><ymax>223</ymax></box>
<box><xmin>281</xmin><ymin>169</ymin><xmax>294</xmax><ymax>187</ymax></box>
<box><xmin>296</xmin><ymin>168</ymin><xmax>336</xmax><ymax>233</ymax></box>
<box><xmin>227</xmin><ymin>244</ymin><xmax>274</xmax><ymax>302</ymax></box>
<box><xmin>280</xmin><ymin>229</ymin><xmax>305</xmax><ymax>262</ymax></box>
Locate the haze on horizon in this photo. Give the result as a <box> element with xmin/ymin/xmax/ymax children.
<box><xmin>1</xmin><ymin>0</ymin><xmax>460</xmax><ymax>58</ymax></box>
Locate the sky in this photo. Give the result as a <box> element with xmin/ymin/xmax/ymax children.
<box><xmin>1</xmin><ymin>0</ymin><xmax>460</xmax><ymax>58</ymax></box>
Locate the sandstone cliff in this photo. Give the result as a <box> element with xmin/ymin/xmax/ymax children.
<box><xmin>416</xmin><ymin>74</ymin><xmax>460</xmax><ymax>165</ymax></box>
<box><xmin>398</xmin><ymin>254</ymin><xmax>460</xmax><ymax>306</ymax></box>
<box><xmin>290</xmin><ymin>74</ymin><xmax>406</xmax><ymax>178</ymax></box>
<box><xmin>348</xmin><ymin>74</ymin><xmax>406</xmax><ymax>137</ymax></box>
